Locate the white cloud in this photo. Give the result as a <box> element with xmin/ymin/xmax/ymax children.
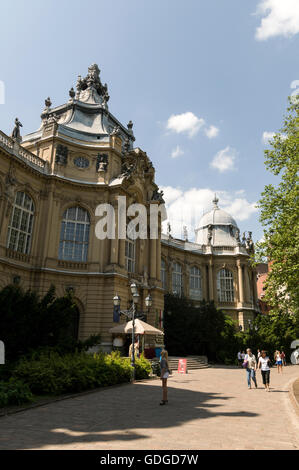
<box><xmin>262</xmin><ymin>131</ymin><xmax>287</xmax><ymax>144</ymax></box>
<box><xmin>255</xmin><ymin>0</ymin><xmax>299</xmax><ymax>41</ymax></box>
<box><xmin>166</xmin><ymin>112</ymin><xmax>205</xmax><ymax>137</ymax></box>
<box><xmin>170</xmin><ymin>145</ymin><xmax>184</xmax><ymax>159</ymax></box>
<box><xmin>160</xmin><ymin>186</ymin><xmax>258</xmax><ymax>240</ymax></box>
<box><xmin>210</xmin><ymin>146</ymin><xmax>237</xmax><ymax>173</ymax></box>
<box><xmin>262</xmin><ymin>131</ymin><xmax>275</xmax><ymax>144</ymax></box>
<box><xmin>204</xmin><ymin>125</ymin><xmax>219</xmax><ymax>139</ymax></box>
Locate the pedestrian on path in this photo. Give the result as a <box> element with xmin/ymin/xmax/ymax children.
<box><xmin>244</xmin><ymin>348</ymin><xmax>257</xmax><ymax>389</ymax></box>
<box><xmin>274</xmin><ymin>350</ymin><xmax>283</xmax><ymax>374</ymax></box>
<box><xmin>160</xmin><ymin>349</ymin><xmax>170</xmax><ymax>406</ymax></box>
<box><xmin>257</xmin><ymin>349</ymin><xmax>261</xmax><ymax>361</ymax></box>
<box><xmin>258</xmin><ymin>350</ymin><xmax>271</xmax><ymax>391</ymax></box>
<box><xmin>237</xmin><ymin>351</ymin><xmax>242</xmax><ymax>367</ymax></box>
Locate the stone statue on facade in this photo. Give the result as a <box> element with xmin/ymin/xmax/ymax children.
<box><xmin>11</xmin><ymin>118</ymin><xmax>23</xmax><ymax>142</ymax></box>
<box><xmin>183</xmin><ymin>226</ymin><xmax>188</xmax><ymax>242</ymax></box>
<box><xmin>235</xmin><ymin>228</ymin><xmax>241</xmax><ymax>244</ymax></box>
<box><xmin>96</xmin><ymin>153</ymin><xmax>109</xmax><ymax>172</ymax></box>
<box><xmin>69</xmin><ymin>87</ymin><xmax>75</xmax><ymax>100</ymax></box>
<box><xmin>151</xmin><ymin>188</ymin><xmax>164</xmax><ymax>203</ymax></box>
<box><xmin>167</xmin><ymin>222</ymin><xmax>172</xmax><ymax>238</ymax></box>
<box><xmin>246</xmin><ymin>231</ymin><xmax>254</xmax><ymax>253</ymax></box>
<box><xmin>55</xmin><ymin>144</ymin><xmax>68</xmax><ymax>165</ymax></box>
<box><xmin>111</xmin><ymin>126</ymin><xmax>121</xmax><ymax>137</ymax></box>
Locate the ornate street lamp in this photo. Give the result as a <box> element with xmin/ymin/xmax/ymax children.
<box><xmin>112</xmin><ymin>285</ymin><xmax>151</xmax><ymax>381</ymax></box>
<box><xmin>113</xmin><ymin>294</ymin><xmax>121</xmax><ymax>307</ymax></box>
<box><xmin>145</xmin><ymin>294</ymin><xmax>153</xmax><ymax>309</ymax></box>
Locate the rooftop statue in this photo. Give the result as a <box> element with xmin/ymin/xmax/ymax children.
<box><xmin>11</xmin><ymin>118</ymin><xmax>23</xmax><ymax>142</ymax></box>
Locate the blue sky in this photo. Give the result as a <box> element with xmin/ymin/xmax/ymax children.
<box><xmin>0</xmin><ymin>0</ymin><xmax>298</xmax><ymax>242</ymax></box>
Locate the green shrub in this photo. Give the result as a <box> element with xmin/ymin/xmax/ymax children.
<box><xmin>0</xmin><ymin>379</ymin><xmax>33</xmax><ymax>407</ymax></box>
<box><xmin>13</xmin><ymin>350</ymin><xmax>151</xmax><ymax>396</ymax></box>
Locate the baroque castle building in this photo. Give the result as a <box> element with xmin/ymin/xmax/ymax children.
<box><xmin>0</xmin><ymin>65</ymin><xmax>258</xmax><ymax>350</ymax></box>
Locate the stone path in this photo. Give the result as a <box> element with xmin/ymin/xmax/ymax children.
<box><xmin>0</xmin><ymin>365</ymin><xmax>298</xmax><ymax>450</ymax></box>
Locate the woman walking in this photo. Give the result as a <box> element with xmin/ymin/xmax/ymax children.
<box><xmin>244</xmin><ymin>348</ymin><xmax>257</xmax><ymax>389</ymax></box>
<box><xmin>275</xmin><ymin>350</ymin><xmax>283</xmax><ymax>374</ymax></box>
<box><xmin>160</xmin><ymin>349</ymin><xmax>170</xmax><ymax>406</ymax></box>
<box><xmin>258</xmin><ymin>350</ymin><xmax>271</xmax><ymax>391</ymax></box>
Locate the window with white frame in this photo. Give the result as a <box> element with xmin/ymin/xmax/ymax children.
<box><xmin>189</xmin><ymin>266</ymin><xmax>202</xmax><ymax>300</ymax></box>
<box><xmin>7</xmin><ymin>192</ymin><xmax>34</xmax><ymax>255</ymax></box>
<box><xmin>172</xmin><ymin>262</ymin><xmax>183</xmax><ymax>296</ymax></box>
<box><xmin>217</xmin><ymin>268</ymin><xmax>234</xmax><ymax>302</ymax></box>
<box><xmin>125</xmin><ymin>239</ymin><xmax>136</xmax><ymax>273</ymax></box>
<box><xmin>59</xmin><ymin>207</ymin><xmax>90</xmax><ymax>262</ymax></box>
<box><xmin>125</xmin><ymin>223</ymin><xmax>136</xmax><ymax>273</ymax></box>
<box><xmin>161</xmin><ymin>258</ymin><xmax>167</xmax><ymax>290</ymax></box>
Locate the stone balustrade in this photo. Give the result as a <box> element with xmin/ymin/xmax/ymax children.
<box><xmin>0</xmin><ymin>130</ymin><xmax>49</xmax><ymax>173</ymax></box>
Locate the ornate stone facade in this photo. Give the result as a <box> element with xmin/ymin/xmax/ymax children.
<box><xmin>160</xmin><ymin>198</ymin><xmax>259</xmax><ymax>330</ymax></box>
<box><xmin>0</xmin><ymin>65</ymin><xmax>164</xmax><ymax>351</ymax></box>
<box><xmin>0</xmin><ymin>65</ymin><xmax>258</xmax><ymax>352</ymax></box>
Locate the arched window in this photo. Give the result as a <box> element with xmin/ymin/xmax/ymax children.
<box><xmin>59</xmin><ymin>207</ymin><xmax>90</xmax><ymax>262</ymax></box>
<box><xmin>161</xmin><ymin>258</ymin><xmax>167</xmax><ymax>290</ymax></box>
<box><xmin>172</xmin><ymin>262</ymin><xmax>183</xmax><ymax>296</ymax></box>
<box><xmin>7</xmin><ymin>191</ymin><xmax>34</xmax><ymax>254</ymax></box>
<box><xmin>217</xmin><ymin>268</ymin><xmax>234</xmax><ymax>302</ymax></box>
<box><xmin>189</xmin><ymin>266</ymin><xmax>202</xmax><ymax>300</ymax></box>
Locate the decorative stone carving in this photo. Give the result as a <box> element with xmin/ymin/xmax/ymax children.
<box><xmin>111</xmin><ymin>126</ymin><xmax>121</xmax><ymax>136</ymax></box>
<box><xmin>69</xmin><ymin>87</ymin><xmax>75</xmax><ymax>99</ymax></box>
<box><xmin>246</xmin><ymin>231</ymin><xmax>254</xmax><ymax>253</ymax></box>
<box><xmin>4</xmin><ymin>165</ymin><xmax>17</xmax><ymax>215</ymax></box>
<box><xmin>167</xmin><ymin>222</ymin><xmax>172</xmax><ymax>238</ymax></box>
<box><xmin>235</xmin><ymin>228</ymin><xmax>241</xmax><ymax>244</ymax></box>
<box><xmin>11</xmin><ymin>118</ymin><xmax>22</xmax><ymax>142</ymax></box>
<box><xmin>123</xmin><ymin>138</ymin><xmax>131</xmax><ymax>153</ymax></box>
<box><xmin>96</xmin><ymin>154</ymin><xmax>109</xmax><ymax>172</ymax></box>
<box><xmin>75</xmin><ymin>64</ymin><xmax>110</xmax><ymax>106</ymax></box>
<box><xmin>120</xmin><ymin>160</ymin><xmax>135</xmax><ymax>178</ymax></box>
<box><xmin>151</xmin><ymin>188</ymin><xmax>164</xmax><ymax>203</ymax></box>
<box><xmin>55</xmin><ymin>144</ymin><xmax>68</xmax><ymax>165</ymax></box>
<box><xmin>183</xmin><ymin>226</ymin><xmax>188</xmax><ymax>242</ymax></box>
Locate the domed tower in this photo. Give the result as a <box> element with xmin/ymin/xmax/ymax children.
<box><xmin>195</xmin><ymin>195</ymin><xmax>240</xmax><ymax>248</ymax></box>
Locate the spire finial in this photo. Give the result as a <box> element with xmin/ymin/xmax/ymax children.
<box><xmin>213</xmin><ymin>194</ymin><xmax>219</xmax><ymax>208</ymax></box>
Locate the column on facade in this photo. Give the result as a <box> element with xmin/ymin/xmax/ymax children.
<box><xmin>244</xmin><ymin>265</ymin><xmax>251</xmax><ymax>303</ymax></box>
<box><xmin>156</xmin><ymin>226</ymin><xmax>161</xmax><ymax>281</ymax></box>
<box><xmin>252</xmin><ymin>268</ymin><xmax>258</xmax><ymax>307</ymax></box>
<box><xmin>208</xmin><ymin>259</ymin><xmax>214</xmax><ymax>301</ymax></box>
<box><xmin>237</xmin><ymin>260</ymin><xmax>244</xmax><ymax>304</ymax></box>
<box><xmin>110</xmin><ymin>201</ymin><xmax>119</xmax><ymax>265</ymax></box>
<box><xmin>150</xmin><ymin>237</ymin><xmax>157</xmax><ymax>279</ymax></box>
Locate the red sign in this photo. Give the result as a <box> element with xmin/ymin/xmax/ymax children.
<box><xmin>178</xmin><ymin>359</ymin><xmax>187</xmax><ymax>374</ymax></box>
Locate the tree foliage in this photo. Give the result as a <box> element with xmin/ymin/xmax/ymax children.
<box><xmin>0</xmin><ymin>284</ymin><xmax>100</xmax><ymax>362</ymax></box>
<box><xmin>163</xmin><ymin>294</ymin><xmax>239</xmax><ymax>363</ymax></box>
<box><xmin>256</xmin><ymin>97</ymin><xmax>299</xmax><ymax>313</ymax></box>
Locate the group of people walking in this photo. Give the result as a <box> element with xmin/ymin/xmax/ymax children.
<box><xmin>238</xmin><ymin>348</ymin><xmax>286</xmax><ymax>391</ymax></box>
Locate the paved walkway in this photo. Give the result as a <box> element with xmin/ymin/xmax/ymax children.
<box><xmin>0</xmin><ymin>365</ymin><xmax>298</xmax><ymax>450</ymax></box>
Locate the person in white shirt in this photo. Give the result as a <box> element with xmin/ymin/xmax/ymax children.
<box><xmin>237</xmin><ymin>351</ymin><xmax>242</xmax><ymax>367</ymax></box>
<box><xmin>258</xmin><ymin>350</ymin><xmax>271</xmax><ymax>391</ymax></box>
<box><xmin>274</xmin><ymin>350</ymin><xmax>283</xmax><ymax>374</ymax></box>
<box><xmin>244</xmin><ymin>348</ymin><xmax>257</xmax><ymax>389</ymax></box>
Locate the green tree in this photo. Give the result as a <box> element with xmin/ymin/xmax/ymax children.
<box><xmin>0</xmin><ymin>285</ymin><xmax>100</xmax><ymax>362</ymax></box>
<box><xmin>256</xmin><ymin>97</ymin><xmax>299</xmax><ymax>314</ymax></box>
<box><xmin>163</xmin><ymin>294</ymin><xmax>236</xmax><ymax>361</ymax></box>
